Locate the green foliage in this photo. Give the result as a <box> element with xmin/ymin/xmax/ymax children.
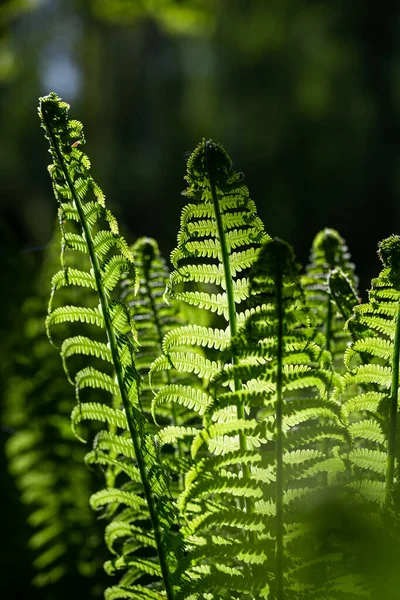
<box><xmin>37</xmin><ymin>93</ymin><xmax>179</xmax><ymax>599</ymax></box>
<box><xmin>121</xmin><ymin>236</ymin><xmax>192</xmax><ymax>491</ymax></box>
<box><xmin>149</xmin><ymin>138</ymin><xmax>267</xmax><ymax>441</ymax></box>
<box><xmin>342</xmin><ymin>235</ymin><xmax>400</xmax><ymax>507</ymax></box>
<box><xmin>177</xmin><ymin>239</ymin><xmax>348</xmax><ymax>599</ymax></box>
<box><xmin>4</xmin><ymin>307</ymin><xmax>103</xmax><ymax>588</ymax></box>
<box><xmin>167</xmin><ymin>139</ymin><xmax>268</xmax><ymax>315</ymax></box>
<box><xmin>302</xmin><ymin>228</ymin><xmax>358</xmax><ymax>367</ymax></box>
<box><xmin>3</xmin><ymin>230</ymin><xmax>106</xmax><ymax>593</ymax></box>
<box><xmin>121</xmin><ymin>237</ymin><xmax>183</xmax><ymax>410</ymax></box>
<box><xmin>150</xmin><ymin>139</ymin><xmax>269</xmax><ymax>499</ymax></box>
<box><xmin>7</xmin><ymin>92</ymin><xmax>400</xmax><ymax>600</ymax></box>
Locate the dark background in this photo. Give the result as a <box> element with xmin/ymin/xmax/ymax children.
<box><xmin>1</xmin><ymin>0</ymin><xmax>400</xmax><ymax>596</ymax></box>
<box><xmin>2</xmin><ymin>0</ymin><xmax>400</xmax><ymax>288</ymax></box>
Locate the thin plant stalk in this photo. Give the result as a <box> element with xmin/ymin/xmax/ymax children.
<box><xmin>385</xmin><ymin>303</ymin><xmax>400</xmax><ymax>504</ymax></box>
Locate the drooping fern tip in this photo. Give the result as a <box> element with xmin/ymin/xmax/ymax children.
<box><xmin>311</xmin><ymin>227</ymin><xmax>349</xmax><ymax>267</ymax></box>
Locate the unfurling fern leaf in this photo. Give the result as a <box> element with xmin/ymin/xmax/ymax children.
<box><xmin>152</xmin><ymin>138</ymin><xmax>269</xmax><ymax>460</ymax></box>
<box><xmin>38</xmin><ymin>93</ymin><xmax>179</xmax><ymax>599</ymax></box>
<box><xmin>342</xmin><ymin>235</ymin><xmax>400</xmax><ymax>507</ymax></box>
<box><xmin>303</xmin><ymin>229</ymin><xmax>358</xmax><ymax>367</ymax></box>
<box><xmin>178</xmin><ymin>239</ymin><xmax>348</xmax><ymax>600</ymax></box>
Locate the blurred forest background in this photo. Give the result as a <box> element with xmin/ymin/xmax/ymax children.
<box><xmin>1</xmin><ymin>0</ymin><xmax>400</xmax><ymax>597</ymax></box>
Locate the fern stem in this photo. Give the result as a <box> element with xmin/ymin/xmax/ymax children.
<box><xmin>385</xmin><ymin>303</ymin><xmax>400</xmax><ymax>504</ymax></box>
<box><xmin>41</xmin><ymin>105</ymin><xmax>175</xmax><ymax>600</ymax></box>
<box><xmin>205</xmin><ymin>144</ymin><xmax>238</xmax><ymax>354</ymax></box>
<box><xmin>325</xmin><ymin>297</ymin><xmax>332</xmax><ymax>355</ymax></box>
<box><xmin>275</xmin><ymin>267</ymin><xmax>284</xmax><ymax>600</ymax></box>
<box><xmin>205</xmin><ymin>142</ymin><xmax>251</xmax><ymax>489</ymax></box>
<box><xmin>323</xmin><ymin>297</ymin><xmax>333</xmax><ymax>466</ymax></box>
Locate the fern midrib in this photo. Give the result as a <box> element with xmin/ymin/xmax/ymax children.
<box><xmin>205</xmin><ymin>145</ymin><xmax>239</xmax><ymax>350</ymax></box>
<box><xmin>41</xmin><ymin>104</ymin><xmax>175</xmax><ymax>600</ymax></box>
<box><xmin>325</xmin><ymin>295</ymin><xmax>332</xmax><ymax>355</ymax></box>
<box><xmin>275</xmin><ymin>268</ymin><xmax>284</xmax><ymax>600</ymax></box>
<box><xmin>323</xmin><ymin>295</ymin><xmax>333</xmax><ymax>468</ymax></box>
<box><xmin>205</xmin><ymin>142</ymin><xmax>251</xmax><ymax>496</ymax></box>
<box><xmin>385</xmin><ymin>302</ymin><xmax>400</xmax><ymax>504</ymax></box>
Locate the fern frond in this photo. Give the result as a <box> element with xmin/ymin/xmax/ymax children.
<box><xmin>137</xmin><ymin>140</ymin><xmax>271</xmax><ymax>598</ymax></box>
<box><xmin>39</xmin><ymin>93</ymin><xmax>178</xmax><ymax>599</ymax></box>
<box><xmin>156</xmin><ymin>138</ymin><xmax>269</xmax><ymax>467</ymax></box>
<box><xmin>341</xmin><ymin>235</ymin><xmax>400</xmax><ymax>508</ymax></box>
<box><xmin>302</xmin><ymin>228</ymin><xmax>358</xmax><ymax>368</ymax></box>
<box><xmin>119</xmin><ymin>236</ymin><xmax>204</xmax><ymax>503</ymax></box>
<box><xmin>348</xmin><ymin>448</ymin><xmax>387</xmax><ymax>475</ymax></box>
<box><xmin>178</xmin><ymin>238</ymin><xmax>347</xmax><ymax>598</ymax></box>
<box><xmin>165</xmin><ymin>139</ymin><xmax>268</xmax><ymax>323</ymax></box>
<box><xmin>71</xmin><ymin>403</ymin><xmax>127</xmax><ymax>441</ymax></box>
<box><xmin>90</xmin><ymin>489</ymin><xmax>148</xmax><ymax>512</ymax></box>
<box><xmin>162</xmin><ymin>324</ymin><xmax>230</xmax><ymax>352</ymax></box>
<box><xmin>328</xmin><ymin>268</ymin><xmax>360</xmax><ymax>323</ymax></box>
<box><xmin>152</xmin><ymin>385</ymin><xmax>212</xmax><ymax>422</ymax></box>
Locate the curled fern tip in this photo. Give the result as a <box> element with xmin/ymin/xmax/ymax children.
<box><xmin>378</xmin><ymin>235</ymin><xmax>400</xmax><ymax>269</ymax></box>
<box><xmin>186</xmin><ymin>138</ymin><xmax>232</xmax><ymax>188</ymax></box>
<box><xmin>312</xmin><ymin>228</ymin><xmax>345</xmax><ymax>267</ymax></box>
<box><xmin>251</xmin><ymin>238</ymin><xmax>299</xmax><ymax>283</ymax></box>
